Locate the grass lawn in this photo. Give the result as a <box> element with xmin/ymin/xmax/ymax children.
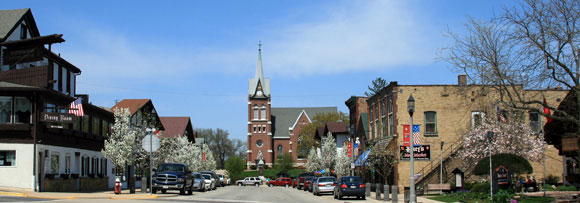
<box><xmin>517</xmin><ymin>196</ymin><xmax>554</xmax><ymax>203</ymax></box>
<box><xmin>240</xmin><ymin>169</ymin><xmax>306</xmax><ymax>179</ymax></box>
<box><xmin>427</xmin><ymin>195</ymin><xmax>460</xmax><ymax>202</ymax></box>
<box><xmin>427</xmin><ymin>194</ymin><xmax>554</xmax><ymax>203</ymax></box>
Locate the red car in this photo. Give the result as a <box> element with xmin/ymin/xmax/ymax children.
<box><xmin>268</xmin><ymin>178</ymin><xmax>292</xmax><ymax>187</ymax></box>
<box><xmin>303</xmin><ymin>176</ymin><xmax>316</xmax><ymax>191</ymax></box>
<box><xmin>296</xmin><ymin>172</ymin><xmax>315</xmax><ymax>189</ymax></box>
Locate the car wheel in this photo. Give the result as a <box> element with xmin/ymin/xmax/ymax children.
<box><xmin>269</xmin><ymin>183</ymin><xmax>273</xmax><ymax>187</ymax></box>
<box><xmin>361</xmin><ymin>196</ymin><xmax>366</xmax><ymax>200</ymax></box>
<box><xmin>161</xmin><ymin>189</ymin><xmax>167</xmax><ymax>194</ymax></box>
<box><xmin>152</xmin><ymin>188</ymin><xmax>157</xmax><ymax>194</ymax></box>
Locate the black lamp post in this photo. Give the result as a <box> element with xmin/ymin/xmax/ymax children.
<box><xmin>487</xmin><ymin>131</ymin><xmax>494</xmax><ymax>200</ymax></box>
<box><xmin>407</xmin><ymin>94</ymin><xmax>416</xmax><ymax>203</ymax></box>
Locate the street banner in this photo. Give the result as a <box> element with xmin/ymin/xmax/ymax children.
<box><xmin>403</xmin><ymin>124</ymin><xmax>410</xmax><ymax>146</ymax></box>
<box><xmin>347</xmin><ymin>142</ymin><xmax>352</xmax><ymax>157</ymax></box>
<box><xmin>413</xmin><ymin>124</ymin><xmax>421</xmax><ymax>146</ymax></box>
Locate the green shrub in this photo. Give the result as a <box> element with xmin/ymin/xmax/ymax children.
<box><xmin>250</xmin><ymin>165</ymin><xmax>257</xmax><ymax>170</ymax></box>
<box><xmin>464</xmin><ymin>181</ymin><xmax>476</xmax><ymax>191</ymax></box>
<box><xmin>544</xmin><ymin>184</ymin><xmax>556</xmax><ymax>191</ymax></box>
<box><xmin>556</xmin><ymin>185</ymin><xmax>577</xmax><ymax>191</ymax></box>
<box><xmin>264</xmin><ymin>164</ymin><xmax>269</xmax><ymax>169</ymax></box>
<box><xmin>545</xmin><ymin>175</ymin><xmax>560</xmax><ymax>185</ymax></box>
<box><xmin>470</xmin><ymin>182</ymin><xmax>490</xmax><ymax>194</ymax></box>
<box><xmin>493</xmin><ymin>190</ymin><xmax>513</xmax><ymax>203</ymax></box>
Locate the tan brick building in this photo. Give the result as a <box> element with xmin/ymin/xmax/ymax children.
<box><xmin>347</xmin><ymin>75</ymin><xmax>567</xmax><ymax>191</ymax></box>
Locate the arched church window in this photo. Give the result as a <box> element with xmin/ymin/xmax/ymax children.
<box><xmin>253</xmin><ymin>105</ymin><xmax>258</xmax><ymax>120</ymax></box>
<box><xmin>277</xmin><ymin>145</ymin><xmax>283</xmax><ymax>156</ymax></box>
<box><xmin>260</xmin><ymin>104</ymin><xmax>266</xmax><ymax>120</ymax></box>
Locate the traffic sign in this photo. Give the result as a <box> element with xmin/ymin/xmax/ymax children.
<box><xmin>142</xmin><ymin>134</ymin><xmax>160</xmax><ymax>152</ymax></box>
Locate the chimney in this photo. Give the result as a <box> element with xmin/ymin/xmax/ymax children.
<box><xmin>458</xmin><ymin>75</ymin><xmax>467</xmax><ymax>85</ymax></box>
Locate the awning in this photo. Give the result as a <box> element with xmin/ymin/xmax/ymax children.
<box><xmin>355</xmin><ymin>148</ymin><xmax>372</xmax><ymax>166</ymax></box>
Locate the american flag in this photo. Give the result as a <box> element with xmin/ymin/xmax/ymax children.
<box><xmin>413</xmin><ymin>124</ymin><xmax>421</xmax><ymax>146</ymax></box>
<box><xmin>68</xmin><ymin>98</ymin><xmax>84</xmax><ymax>116</ymax></box>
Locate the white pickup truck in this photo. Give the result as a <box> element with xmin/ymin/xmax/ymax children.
<box><xmin>236</xmin><ymin>177</ymin><xmax>262</xmax><ymax>186</ymax></box>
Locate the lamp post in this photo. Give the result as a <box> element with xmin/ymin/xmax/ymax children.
<box><xmin>487</xmin><ymin>131</ymin><xmax>494</xmax><ymax>200</ymax></box>
<box><xmin>440</xmin><ymin>141</ymin><xmax>444</xmax><ymax>194</ymax></box>
<box><xmin>407</xmin><ymin>94</ymin><xmax>416</xmax><ymax>203</ymax></box>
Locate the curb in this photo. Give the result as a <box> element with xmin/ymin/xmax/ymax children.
<box><xmin>0</xmin><ymin>191</ymin><xmax>162</xmax><ymax>200</ymax></box>
<box><xmin>109</xmin><ymin>195</ymin><xmax>158</xmax><ymax>200</ymax></box>
<box><xmin>0</xmin><ymin>191</ymin><xmax>26</xmax><ymax>197</ymax></box>
<box><xmin>24</xmin><ymin>194</ymin><xmax>75</xmax><ymax>200</ymax></box>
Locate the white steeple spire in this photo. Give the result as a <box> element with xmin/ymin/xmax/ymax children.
<box><xmin>255</xmin><ymin>41</ymin><xmax>264</xmax><ymax>83</ymax></box>
<box><xmin>248</xmin><ymin>41</ymin><xmax>270</xmax><ymax>97</ymax></box>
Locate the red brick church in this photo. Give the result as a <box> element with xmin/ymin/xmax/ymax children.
<box><xmin>246</xmin><ymin>44</ymin><xmax>336</xmax><ymax>168</ymax></box>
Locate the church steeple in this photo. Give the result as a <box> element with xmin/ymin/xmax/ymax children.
<box><xmin>255</xmin><ymin>41</ymin><xmax>264</xmax><ymax>83</ymax></box>
<box><xmin>249</xmin><ymin>41</ymin><xmax>270</xmax><ymax>98</ymax></box>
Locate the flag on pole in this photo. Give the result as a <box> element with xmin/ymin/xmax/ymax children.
<box><xmin>403</xmin><ymin>124</ymin><xmax>410</xmax><ymax>147</ymax></box>
<box><xmin>543</xmin><ymin>96</ymin><xmax>552</xmax><ymax>123</ymax></box>
<box><xmin>68</xmin><ymin>98</ymin><xmax>84</xmax><ymax>117</ymax></box>
<box><xmin>413</xmin><ymin>124</ymin><xmax>421</xmax><ymax>146</ymax></box>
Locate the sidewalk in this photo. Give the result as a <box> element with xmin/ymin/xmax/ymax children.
<box><xmin>0</xmin><ymin>187</ymin><xmax>176</xmax><ymax>199</ymax></box>
<box><xmin>367</xmin><ymin>191</ymin><xmax>444</xmax><ymax>203</ymax></box>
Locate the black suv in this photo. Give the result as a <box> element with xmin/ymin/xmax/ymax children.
<box><xmin>152</xmin><ymin>163</ymin><xmax>194</xmax><ymax>195</ymax></box>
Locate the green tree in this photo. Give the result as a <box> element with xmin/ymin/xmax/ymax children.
<box><xmin>275</xmin><ymin>153</ymin><xmax>294</xmax><ymax>172</ymax></box>
<box><xmin>297</xmin><ymin>112</ymin><xmax>349</xmax><ymax>158</ymax></box>
<box><xmin>364</xmin><ymin>77</ymin><xmax>387</xmax><ymax>97</ymax></box>
<box><xmin>225</xmin><ymin>156</ymin><xmax>246</xmax><ymax>182</ymax></box>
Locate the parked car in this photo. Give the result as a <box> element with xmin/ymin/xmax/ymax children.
<box><xmin>192</xmin><ymin>172</ymin><xmax>206</xmax><ymax>192</ymax></box>
<box><xmin>201</xmin><ymin>174</ymin><xmax>216</xmax><ymax>190</ymax></box>
<box><xmin>268</xmin><ymin>177</ymin><xmax>292</xmax><ymax>187</ymax></box>
<box><xmin>236</xmin><ymin>177</ymin><xmax>261</xmax><ymax>186</ymax></box>
<box><xmin>303</xmin><ymin>176</ymin><xmax>316</xmax><ymax>192</ymax></box>
<box><xmin>334</xmin><ymin>176</ymin><xmax>366</xmax><ymax>200</ymax></box>
<box><xmin>201</xmin><ymin>171</ymin><xmax>219</xmax><ymax>188</ymax></box>
<box><xmin>313</xmin><ymin>176</ymin><xmax>336</xmax><ymax>196</ymax></box>
<box><xmin>296</xmin><ymin>172</ymin><xmax>315</xmax><ymax>189</ymax></box>
<box><xmin>218</xmin><ymin>174</ymin><xmax>226</xmax><ymax>187</ymax></box>
<box><xmin>152</xmin><ymin>163</ymin><xmax>194</xmax><ymax>195</ymax></box>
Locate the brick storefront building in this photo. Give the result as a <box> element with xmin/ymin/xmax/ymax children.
<box><xmin>347</xmin><ymin>75</ymin><xmax>567</xmax><ymax>191</ymax></box>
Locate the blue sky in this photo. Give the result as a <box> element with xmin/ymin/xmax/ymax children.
<box><xmin>4</xmin><ymin>0</ymin><xmax>514</xmax><ymax>141</ymax></box>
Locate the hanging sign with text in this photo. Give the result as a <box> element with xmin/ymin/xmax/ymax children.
<box><xmin>399</xmin><ymin>145</ymin><xmax>431</xmax><ymax>161</ymax></box>
<box><xmin>403</xmin><ymin>124</ymin><xmax>410</xmax><ymax>146</ymax></box>
<box><xmin>40</xmin><ymin>112</ymin><xmax>74</xmax><ymax>123</ymax></box>
<box><xmin>347</xmin><ymin>142</ymin><xmax>352</xmax><ymax>157</ymax></box>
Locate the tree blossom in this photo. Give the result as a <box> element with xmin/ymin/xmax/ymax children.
<box><xmin>102</xmin><ymin>108</ymin><xmax>137</xmax><ymax>168</ymax></box>
<box><xmin>335</xmin><ymin>146</ymin><xmax>353</xmax><ymax>176</ymax></box>
<box><xmin>460</xmin><ymin>117</ymin><xmax>543</xmax><ymax>163</ymax></box>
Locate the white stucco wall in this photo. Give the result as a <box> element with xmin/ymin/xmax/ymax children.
<box><xmin>0</xmin><ymin>143</ymin><xmax>34</xmax><ymax>189</ymax></box>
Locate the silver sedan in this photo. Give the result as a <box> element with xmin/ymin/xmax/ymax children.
<box><xmin>313</xmin><ymin>176</ymin><xmax>336</xmax><ymax>196</ymax></box>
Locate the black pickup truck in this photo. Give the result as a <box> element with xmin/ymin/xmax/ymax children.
<box><xmin>152</xmin><ymin>163</ymin><xmax>194</xmax><ymax>195</ymax></box>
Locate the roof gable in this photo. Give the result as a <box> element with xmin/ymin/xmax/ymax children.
<box><xmin>0</xmin><ymin>8</ymin><xmax>40</xmax><ymax>42</ymax></box>
<box><xmin>270</xmin><ymin>107</ymin><xmax>337</xmax><ymax>138</ymax></box>
<box><xmin>112</xmin><ymin>99</ymin><xmax>150</xmax><ymax>115</ymax></box>
<box><xmin>159</xmin><ymin>117</ymin><xmax>192</xmax><ymax>139</ymax></box>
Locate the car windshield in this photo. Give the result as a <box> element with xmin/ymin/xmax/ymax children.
<box><xmin>318</xmin><ymin>178</ymin><xmax>335</xmax><ymax>182</ymax></box>
<box><xmin>158</xmin><ymin>164</ymin><xmax>185</xmax><ymax>172</ymax></box>
<box><xmin>194</xmin><ymin>174</ymin><xmax>202</xmax><ymax>179</ymax></box>
<box><xmin>202</xmin><ymin>174</ymin><xmax>211</xmax><ymax>179</ymax></box>
<box><xmin>341</xmin><ymin>177</ymin><xmax>362</xmax><ymax>183</ymax></box>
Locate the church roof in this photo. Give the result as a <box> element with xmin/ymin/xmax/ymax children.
<box><xmin>271</xmin><ymin>107</ymin><xmax>337</xmax><ymax>138</ymax></box>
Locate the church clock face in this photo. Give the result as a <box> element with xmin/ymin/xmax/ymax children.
<box><xmin>256</xmin><ymin>90</ymin><xmax>263</xmax><ymax>96</ymax></box>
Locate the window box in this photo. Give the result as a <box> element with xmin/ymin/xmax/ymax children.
<box><xmin>88</xmin><ymin>174</ymin><xmax>96</xmax><ymax>178</ymax></box>
<box><xmin>98</xmin><ymin>174</ymin><xmax>104</xmax><ymax>178</ymax></box>
<box><xmin>60</xmin><ymin>174</ymin><xmax>70</xmax><ymax>179</ymax></box>
<box><xmin>71</xmin><ymin>174</ymin><xmax>80</xmax><ymax>179</ymax></box>
<box><xmin>45</xmin><ymin>174</ymin><xmax>55</xmax><ymax>179</ymax></box>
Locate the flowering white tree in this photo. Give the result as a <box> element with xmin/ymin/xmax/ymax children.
<box><xmin>460</xmin><ymin>117</ymin><xmax>543</xmax><ymax>163</ymax></box>
<box><xmin>306</xmin><ymin>147</ymin><xmax>322</xmax><ymax>172</ymax></box>
<box><xmin>156</xmin><ymin>136</ymin><xmax>201</xmax><ymax>171</ymax></box>
<box><xmin>102</xmin><ymin>108</ymin><xmax>137</xmax><ymax>169</ymax></box>
<box><xmin>320</xmin><ymin>135</ymin><xmax>338</xmax><ymax>172</ymax></box>
<box><xmin>335</xmin><ymin>146</ymin><xmax>353</xmax><ymax>176</ymax></box>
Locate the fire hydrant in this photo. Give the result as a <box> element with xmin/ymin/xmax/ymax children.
<box><xmin>114</xmin><ymin>178</ymin><xmax>122</xmax><ymax>194</ymax></box>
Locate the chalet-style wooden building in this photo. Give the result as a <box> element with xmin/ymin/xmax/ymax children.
<box><xmin>0</xmin><ymin>8</ymin><xmax>114</xmax><ymax>192</ymax></box>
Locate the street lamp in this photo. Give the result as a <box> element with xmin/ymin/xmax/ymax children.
<box><xmin>487</xmin><ymin>131</ymin><xmax>494</xmax><ymax>200</ymax></box>
<box><xmin>407</xmin><ymin>94</ymin><xmax>416</xmax><ymax>203</ymax></box>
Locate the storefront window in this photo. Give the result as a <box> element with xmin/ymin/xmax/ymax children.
<box><xmin>0</xmin><ymin>97</ymin><xmax>12</xmax><ymax>124</ymax></box>
<box><xmin>51</xmin><ymin>154</ymin><xmax>59</xmax><ymax>174</ymax></box>
<box><xmin>0</xmin><ymin>151</ymin><xmax>16</xmax><ymax>166</ymax></box>
<box><xmin>14</xmin><ymin>97</ymin><xmax>31</xmax><ymax>123</ymax></box>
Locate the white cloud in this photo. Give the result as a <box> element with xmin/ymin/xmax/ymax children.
<box><xmin>55</xmin><ymin>0</ymin><xmax>439</xmax><ymax>85</ymax></box>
